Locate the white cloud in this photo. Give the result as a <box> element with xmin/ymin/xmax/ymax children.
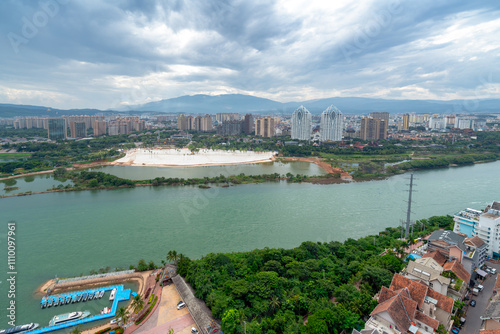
<box><xmin>0</xmin><ymin>0</ymin><xmax>499</xmax><ymax>109</ymax></box>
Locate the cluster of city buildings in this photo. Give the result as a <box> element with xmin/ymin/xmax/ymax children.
<box><xmin>5</xmin><ymin>109</ymin><xmax>496</xmax><ymax>143</ymax></box>
<box><xmin>356</xmin><ymin>201</ymin><xmax>500</xmax><ymax>334</ymax></box>
<box><xmin>10</xmin><ymin>116</ymin><xmax>146</xmax><ymax>140</ymax></box>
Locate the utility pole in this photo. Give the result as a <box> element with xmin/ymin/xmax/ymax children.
<box><xmin>405</xmin><ymin>173</ymin><xmax>414</xmax><ymax>239</ymax></box>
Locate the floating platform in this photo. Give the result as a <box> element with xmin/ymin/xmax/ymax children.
<box><xmin>31</xmin><ymin>285</ymin><xmax>131</xmax><ymax>334</ymax></box>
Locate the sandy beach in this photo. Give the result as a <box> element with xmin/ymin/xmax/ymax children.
<box><xmin>113</xmin><ymin>149</ymin><xmax>277</xmax><ymax>167</ymax></box>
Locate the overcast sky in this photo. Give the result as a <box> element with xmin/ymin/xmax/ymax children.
<box><xmin>1</xmin><ymin>0</ymin><xmax>499</xmax><ymax>109</ymax></box>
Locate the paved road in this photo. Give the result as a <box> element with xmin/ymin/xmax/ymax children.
<box><xmin>460</xmin><ymin>262</ymin><xmax>500</xmax><ymax>334</ymax></box>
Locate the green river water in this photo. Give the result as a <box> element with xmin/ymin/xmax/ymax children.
<box><xmin>0</xmin><ymin>160</ymin><xmax>499</xmax><ymax>329</ymax></box>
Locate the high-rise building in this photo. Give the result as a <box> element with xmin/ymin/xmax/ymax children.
<box><xmin>402</xmin><ymin>114</ymin><xmax>410</xmax><ymax>130</ymax></box>
<box><xmin>454</xmin><ymin>117</ymin><xmax>475</xmax><ymax>130</ymax></box>
<box><xmin>255</xmin><ymin>117</ymin><xmax>275</xmax><ymax>137</ymax></box>
<box><xmin>216</xmin><ymin>113</ymin><xmax>239</xmax><ymax>123</ymax></box>
<box><xmin>360</xmin><ymin>117</ymin><xmax>387</xmax><ymax>140</ymax></box>
<box><xmin>291</xmin><ymin>106</ymin><xmax>312</xmax><ymax>141</ymax></box>
<box><xmin>70</xmin><ymin>121</ymin><xmax>87</xmax><ymax>138</ymax></box>
<box><xmin>369</xmin><ymin>112</ymin><xmax>389</xmax><ymax>137</ymax></box>
<box><xmin>320</xmin><ymin>105</ymin><xmax>343</xmax><ymax>142</ymax></box>
<box><xmin>93</xmin><ymin>120</ymin><xmax>107</xmax><ymax>137</ymax></box>
<box><xmin>217</xmin><ymin>120</ymin><xmax>243</xmax><ymax>135</ymax></box>
<box><xmin>200</xmin><ymin>114</ymin><xmax>213</xmax><ymax>132</ymax></box>
<box><xmin>243</xmin><ymin>114</ymin><xmax>253</xmax><ymax>134</ymax></box>
<box><xmin>177</xmin><ymin>114</ymin><xmax>188</xmax><ymax>130</ymax></box>
<box><xmin>48</xmin><ymin>118</ymin><xmax>67</xmax><ymax>140</ymax></box>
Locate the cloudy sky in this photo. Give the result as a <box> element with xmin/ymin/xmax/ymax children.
<box><xmin>0</xmin><ymin>0</ymin><xmax>499</xmax><ymax>109</ymax></box>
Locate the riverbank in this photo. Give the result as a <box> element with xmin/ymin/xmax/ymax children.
<box><xmin>279</xmin><ymin>156</ymin><xmax>352</xmax><ymax>180</ymax></box>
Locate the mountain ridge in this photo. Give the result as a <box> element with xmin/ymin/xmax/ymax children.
<box><xmin>1</xmin><ymin>94</ymin><xmax>499</xmax><ymax>117</ymax></box>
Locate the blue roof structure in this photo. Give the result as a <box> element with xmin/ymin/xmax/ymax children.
<box><xmin>31</xmin><ymin>285</ymin><xmax>131</xmax><ymax>334</ymax></box>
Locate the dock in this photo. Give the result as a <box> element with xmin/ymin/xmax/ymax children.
<box><xmin>31</xmin><ymin>285</ymin><xmax>131</xmax><ymax>334</ymax></box>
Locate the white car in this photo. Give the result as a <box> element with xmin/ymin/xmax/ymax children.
<box><xmin>177</xmin><ymin>301</ymin><xmax>186</xmax><ymax>310</ymax></box>
<box><xmin>191</xmin><ymin>328</ymin><xmax>199</xmax><ymax>334</ymax></box>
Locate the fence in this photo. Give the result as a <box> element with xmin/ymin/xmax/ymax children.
<box><xmin>56</xmin><ymin>270</ymin><xmax>135</xmax><ymax>284</ymax></box>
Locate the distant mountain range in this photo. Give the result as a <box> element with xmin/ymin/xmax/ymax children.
<box><xmin>1</xmin><ymin>94</ymin><xmax>499</xmax><ymax>117</ymax></box>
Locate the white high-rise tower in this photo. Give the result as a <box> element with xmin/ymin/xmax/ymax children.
<box><xmin>291</xmin><ymin>106</ymin><xmax>312</xmax><ymax>140</ymax></box>
<box><xmin>320</xmin><ymin>105</ymin><xmax>343</xmax><ymax>142</ymax></box>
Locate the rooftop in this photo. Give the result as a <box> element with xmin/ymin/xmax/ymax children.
<box><xmin>443</xmin><ymin>260</ymin><xmax>471</xmax><ymax>283</ymax></box>
<box><xmin>464</xmin><ymin>236</ymin><xmax>486</xmax><ymax>248</ymax></box>
<box><xmin>481</xmin><ymin>294</ymin><xmax>500</xmax><ymax>320</ymax></box>
<box><xmin>422</xmin><ymin>251</ymin><xmax>448</xmax><ymax>266</ymax></box>
<box><xmin>455</xmin><ymin>209</ymin><xmax>481</xmax><ymax>221</ymax></box>
<box><xmin>428</xmin><ymin>230</ymin><xmax>466</xmax><ymax>251</ymax></box>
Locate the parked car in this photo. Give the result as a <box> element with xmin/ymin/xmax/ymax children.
<box><xmin>451</xmin><ymin>327</ymin><xmax>460</xmax><ymax>334</ymax></box>
<box><xmin>478</xmin><ymin>284</ymin><xmax>484</xmax><ymax>291</ymax></box>
<box><xmin>191</xmin><ymin>328</ymin><xmax>199</xmax><ymax>334</ymax></box>
<box><xmin>177</xmin><ymin>301</ymin><xmax>186</xmax><ymax>310</ymax></box>
<box><xmin>492</xmin><ymin>268</ymin><xmax>497</xmax><ymax>275</ymax></box>
<box><xmin>470</xmin><ymin>300</ymin><xmax>476</xmax><ymax>307</ymax></box>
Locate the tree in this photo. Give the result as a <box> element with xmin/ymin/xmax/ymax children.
<box><xmin>221</xmin><ymin>309</ymin><xmax>240</xmax><ymax>334</ymax></box>
<box><xmin>269</xmin><ymin>296</ymin><xmax>281</xmax><ymax>312</ymax></box>
<box><xmin>116</xmin><ymin>306</ymin><xmax>130</xmax><ymax>327</ymax></box>
<box><xmin>131</xmin><ymin>295</ymin><xmax>144</xmax><ymax>314</ymax></box>
<box><xmin>436</xmin><ymin>324</ymin><xmax>447</xmax><ymax>334</ymax></box>
<box><xmin>167</xmin><ymin>250</ymin><xmax>179</xmax><ymax>265</ymax></box>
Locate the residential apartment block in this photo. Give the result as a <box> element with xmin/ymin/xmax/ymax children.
<box><xmin>291</xmin><ymin>106</ymin><xmax>312</xmax><ymax>141</ymax></box>
<box><xmin>453</xmin><ymin>201</ymin><xmax>500</xmax><ymax>258</ymax></box>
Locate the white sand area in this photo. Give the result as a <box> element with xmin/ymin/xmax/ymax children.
<box><xmin>113</xmin><ymin>148</ymin><xmax>277</xmax><ymax>166</ymax></box>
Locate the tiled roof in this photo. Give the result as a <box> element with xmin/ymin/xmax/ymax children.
<box><xmin>481</xmin><ymin>329</ymin><xmax>500</xmax><ymax>334</ymax></box>
<box><xmin>370</xmin><ymin>293</ymin><xmax>417</xmax><ymax>333</ymax></box>
<box><xmin>422</xmin><ymin>250</ymin><xmax>448</xmax><ymax>266</ymax></box>
<box><xmin>427</xmin><ymin>288</ymin><xmax>454</xmax><ymax>313</ymax></box>
<box><xmin>378</xmin><ymin>286</ymin><xmax>397</xmax><ymax>303</ymax></box>
<box><xmin>390</xmin><ymin>274</ymin><xmax>428</xmax><ymax>308</ymax></box>
<box><xmin>415</xmin><ymin>310</ymin><xmax>439</xmax><ymax>330</ymax></box>
<box><xmin>465</xmin><ymin>236</ymin><xmax>485</xmax><ymax>247</ymax></box>
<box><xmin>443</xmin><ymin>260</ymin><xmax>471</xmax><ymax>283</ymax></box>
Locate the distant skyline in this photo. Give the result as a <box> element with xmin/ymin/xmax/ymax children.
<box><xmin>1</xmin><ymin>0</ymin><xmax>499</xmax><ymax>109</ymax></box>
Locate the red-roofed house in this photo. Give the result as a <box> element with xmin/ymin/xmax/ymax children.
<box><xmin>363</xmin><ymin>274</ymin><xmax>454</xmax><ymax>333</ymax></box>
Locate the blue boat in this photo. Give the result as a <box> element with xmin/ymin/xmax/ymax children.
<box><xmin>65</xmin><ymin>296</ymin><xmax>71</xmax><ymax>304</ymax></box>
<box><xmin>53</xmin><ymin>299</ymin><xmax>59</xmax><ymax>307</ymax></box>
<box><xmin>41</xmin><ymin>301</ymin><xmax>47</xmax><ymax>309</ymax></box>
<box><xmin>88</xmin><ymin>292</ymin><xmax>94</xmax><ymax>300</ymax></box>
<box><xmin>71</xmin><ymin>295</ymin><xmax>77</xmax><ymax>303</ymax></box>
<box><xmin>47</xmin><ymin>299</ymin><xmax>53</xmax><ymax>307</ymax></box>
<box><xmin>82</xmin><ymin>293</ymin><xmax>88</xmax><ymax>302</ymax></box>
<box><xmin>76</xmin><ymin>294</ymin><xmax>82</xmax><ymax>302</ymax></box>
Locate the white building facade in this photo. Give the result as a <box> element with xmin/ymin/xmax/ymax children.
<box><xmin>320</xmin><ymin>105</ymin><xmax>343</xmax><ymax>142</ymax></box>
<box><xmin>454</xmin><ymin>202</ymin><xmax>500</xmax><ymax>258</ymax></box>
<box><xmin>291</xmin><ymin>106</ymin><xmax>312</xmax><ymax>141</ymax></box>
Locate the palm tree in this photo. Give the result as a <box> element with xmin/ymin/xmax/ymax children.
<box><xmin>131</xmin><ymin>295</ymin><xmax>144</xmax><ymax>314</ymax></box>
<box><xmin>270</xmin><ymin>296</ymin><xmax>281</xmax><ymax>310</ymax></box>
<box><xmin>116</xmin><ymin>306</ymin><xmax>130</xmax><ymax>328</ymax></box>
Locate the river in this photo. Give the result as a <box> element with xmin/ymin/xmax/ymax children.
<box><xmin>0</xmin><ymin>160</ymin><xmax>499</xmax><ymax>328</ymax></box>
